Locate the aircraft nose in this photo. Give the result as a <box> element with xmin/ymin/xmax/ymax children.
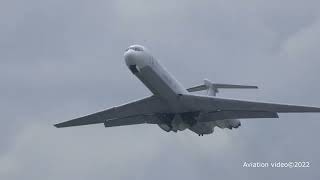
<box><xmin>124</xmin><ymin>50</ymin><xmax>138</xmax><ymax>66</ymax></box>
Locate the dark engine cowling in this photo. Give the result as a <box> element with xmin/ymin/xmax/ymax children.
<box><xmin>216</xmin><ymin>119</ymin><xmax>241</xmax><ymax>129</ymax></box>
<box><xmin>157</xmin><ymin>113</ymin><xmax>197</xmax><ymax>132</ymax></box>
<box><xmin>158</xmin><ymin>123</ymin><xmax>172</xmax><ymax>132</ymax></box>
<box><xmin>156</xmin><ymin>113</ymin><xmax>175</xmax><ymax>132</ymax></box>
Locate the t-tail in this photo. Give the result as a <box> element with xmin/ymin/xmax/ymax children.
<box><xmin>187</xmin><ymin>79</ymin><xmax>258</xmax><ymax>96</ymax></box>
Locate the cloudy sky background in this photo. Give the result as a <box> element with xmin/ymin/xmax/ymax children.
<box><xmin>1</xmin><ymin>0</ymin><xmax>320</xmax><ymax>179</ymax></box>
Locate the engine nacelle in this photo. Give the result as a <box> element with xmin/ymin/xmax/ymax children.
<box><xmin>158</xmin><ymin>123</ymin><xmax>172</xmax><ymax>132</ymax></box>
<box><xmin>157</xmin><ymin>113</ymin><xmax>193</xmax><ymax>133</ymax></box>
<box><xmin>215</xmin><ymin>119</ymin><xmax>241</xmax><ymax>129</ymax></box>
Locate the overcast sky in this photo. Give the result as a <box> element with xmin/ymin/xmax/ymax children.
<box><xmin>1</xmin><ymin>0</ymin><xmax>320</xmax><ymax>179</ymax></box>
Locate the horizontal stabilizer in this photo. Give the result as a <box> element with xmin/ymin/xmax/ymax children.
<box><xmin>209</xmin><ymin>84</ymin><xmax>258</xmax><ymax>89</ymax></box>
<box><xmin>187</xmin><ymin>83</ymin><xmax>258</xmax><ymax>92</ymax></box>
<box><xmin>187</xmin><ymin>79</ymin><xmax>257</xmax><ymax>96</ymax></box>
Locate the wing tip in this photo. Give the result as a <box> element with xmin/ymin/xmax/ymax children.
<box><xmin>245</xmin><ymin>85</ymin><xmax>258</xmax><ymax>89</ymax></box>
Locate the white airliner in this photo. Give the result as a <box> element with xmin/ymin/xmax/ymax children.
<box><xmin>55</xmin><ymin>45</ymin><xmax>320</xmax><ymax>136</ymax></box>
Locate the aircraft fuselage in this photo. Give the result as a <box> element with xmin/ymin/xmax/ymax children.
<box><xmin>124</xmin><ymin>45</ymin><xmax>232</xmax><ymax>134</ymax></box>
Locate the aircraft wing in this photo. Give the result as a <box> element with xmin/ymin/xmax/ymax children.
<box><xmin>180</xmin><ymin>94</ymin><xmax>320</xmax><ymax>117</ymax></box>
<box><xmin>199</xmin><ymin>110</ymin><xmax>279</xmax><ymax>122</ymax></box>
<box><xmin>104</xmin><ymin>114</ymin><xmax>161</xmax><ymax>127</ymax></box>
<box><xmin>54</xmin><ymin>96</ymin><xmax>169</xmax><ymax>128</ymax></box>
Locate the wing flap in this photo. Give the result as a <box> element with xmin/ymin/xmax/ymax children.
<box><xmin>104</xmin><ymin>115</ymin><xmax>160</xmax><ymax>127</ymax></box>
<box><xmin>199</xmin><ymin>111</ymin><xmax>278</xmax><ymax>122</ymax></box>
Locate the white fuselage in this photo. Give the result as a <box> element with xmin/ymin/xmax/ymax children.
<box><xmin>124</xmin><ymin>45</ymin><xmax>237</xmax><ymax>134</ymax></box>
<box><xmin>124</xmin><ymin>45</ymin><xmax>188</xmax><ymax>112</ymax></box>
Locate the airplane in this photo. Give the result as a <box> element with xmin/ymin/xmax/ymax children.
<box><xmin>55</xmin><ymin>44</ymin><xmax>320</xmax><ymax>136</ymax></box>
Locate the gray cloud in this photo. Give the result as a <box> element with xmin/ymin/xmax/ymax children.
<box><xmin>1</xmin><ymin>0</ymin><xmax>320</xmax><ymax>179</ymax></box>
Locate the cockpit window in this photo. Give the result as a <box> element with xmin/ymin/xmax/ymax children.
<box><xmin>125</xmin><ymin>46</ymin><xmax>144</xmax><ymax>52</ymax></box>
<box><xmin>133</xmin><ymin>46</ymin><xmax>143</xmax><ymax>51</ymax></box>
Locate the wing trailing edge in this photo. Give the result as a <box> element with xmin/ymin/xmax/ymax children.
<box><xmin>199</xmin><ymin>110</ymin><xmax>279</xmax><ymax>122</ymax></box>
